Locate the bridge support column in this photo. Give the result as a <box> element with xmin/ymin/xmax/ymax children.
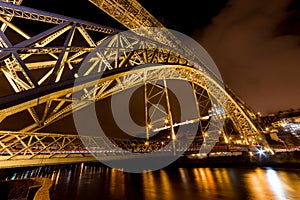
<box><xmin>163</xmin><ymin>77</ymin><xmax>176</xmax><ymax>156</ymax></box>
<box><xmin>145</xmin><ymin>81</ymin><xmax>149</xmax><ymax>140</ymax></box>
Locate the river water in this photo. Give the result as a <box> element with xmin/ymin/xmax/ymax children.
<box><xmin>2</xmin><ymin>164</ymin><xmax>300</xmax><ymax>200</ymax></box>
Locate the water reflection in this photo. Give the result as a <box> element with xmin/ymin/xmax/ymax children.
<box><xmin>1</xmin><ymin>165</ymin><xmax>300</xmax><ymax>200</ymax></box>
<box><xmin>266</xmin><ymin>168</ymin><xmax>287</xmax><ymax>200</ymax></box>
<box><xmin>142</xmin><ymin>171</ymin><xmax>157</xmax><ymax>199</ymax></box>
<box><xmin>245</xmin><ymin>168</ymin><xmax>273</xmax><ymax>199</ymax></box>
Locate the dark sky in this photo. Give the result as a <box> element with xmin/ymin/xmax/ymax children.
<box><xmin>139</xmin><ymin>0</ymin><xmax>300</xmax><ymax>115</ymax></box>
<box><xmin>197</xmin><ymin>0</ymin><xmax>300</xmax><ymax>115</ymax></box>
<box><xmin>21</xmin><ymin>0</ymin><xmax>300</xmax><ymax>115</ymax></box>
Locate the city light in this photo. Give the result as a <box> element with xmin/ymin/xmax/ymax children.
<box><xmin>256</xmin><ymin>148</ymin><xmax>266</xmax><ymax>156</ymax></box>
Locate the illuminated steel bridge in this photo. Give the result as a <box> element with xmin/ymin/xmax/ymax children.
<box><xmin>0</xmin><ymin>0</ymin><xmax>272</xmax><ymax>168</ymax></box>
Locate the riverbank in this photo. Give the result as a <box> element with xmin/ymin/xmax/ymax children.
<box><xmin>0</xmin><ymin>177</ymin><xmax>52</xmax><ymax>200</ymax></box>
<box><xmin>172</xmin><ymin>151</ymin><xmax>300</xmax><ymax>168</ymax></box>
<box><xmin>1</xmin><ymin>151</ymin><xmax>299</xmax><ymax>175</ymax></box>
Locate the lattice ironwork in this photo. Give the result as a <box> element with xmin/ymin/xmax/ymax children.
<box><xmin>0</xmin><ymin>0</ymin><xmax>274</xmax><ymax>168</ymax></box>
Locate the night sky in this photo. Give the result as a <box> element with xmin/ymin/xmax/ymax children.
<box><xmin>21</xmin><ymin>0</ymin><xmax>300</xmax><ymax>115</ymax></box>
<box><xmin>139</xmin><ymin>0</ymin><xmax>300</xmax><ymax>115</ymax></box>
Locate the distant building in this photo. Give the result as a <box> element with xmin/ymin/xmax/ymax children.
<box><xmin>260</xmin><ymin>108</ymin><xmax>300</xmax><ymax>147</ymax></box>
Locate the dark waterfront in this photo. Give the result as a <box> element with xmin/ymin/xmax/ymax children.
<box><xmin>1</xmin><ymin>164</ymin><xmax>300</xmax><ymax>200</ymax></box>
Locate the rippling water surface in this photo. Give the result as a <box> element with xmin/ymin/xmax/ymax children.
<box><xmin>3</xmin><ymin>164</ymin><xmax>300</xmax><ymax>200</ymax></box>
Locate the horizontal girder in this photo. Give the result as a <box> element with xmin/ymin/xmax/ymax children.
<box><xmin>0</xmin><ymin>129</ymin><xmax>208</xmax><ymax>168</ymax></box>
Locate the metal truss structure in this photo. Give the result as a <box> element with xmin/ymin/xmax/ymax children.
<box><xmin>0</xmin><ymin>0</ymin><xmax>272</xmax><ymax>168</ymax></box>
<box><xmin>0</xmin><ymin>130</ymin><xmax>199</xmax><ymax>168</ymax></box>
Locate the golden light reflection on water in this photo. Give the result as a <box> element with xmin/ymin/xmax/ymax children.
<box><xmin>266</xmin><ymin>168</ymin><xmax>300</xmax><ymax>200</ymax></box>
<box><xmin>245</xmin><ymin>168</ymin><xmax>273</xmax><ymax>199</ymax></box>
<box><xmin>178</xmin><ymin>168</ymin><xmax>189</xmax><ymax>191</ymax></box>
<box><xmin>277</xmin><ymin>170</ymin><xmax>299</xmax><ymax>199</ymax></box>
<box><xmin>139</xmin><ymin>167</ymin><xmax>299</xmax><ymax>200</ymax></box>
<box><xmin>266</xmin><ymin>168</ymin><xmax>287</xmax><ymax>199</ymax></box>
<box><xmin>220</xmin><ymin>168</ymin><xmax>230</xmax><ymax>184</ymax></box>
<box><xmin>142</xmin><ymin>171</ymin><xmax>157</xmax><ymax>199</ymax></box>
<box><xmin>159</xmin><ymin>170</ymin><xmax>175</xmax><ymax>200</ymax></box>
<box><xmin>109</xmin><ymin>168</ymin><xmax>125</xmax><ymax>196</ymax></box>
<box><xmin>10</xmin><ymin>165</ymin><xmax>300</xmax><ymax>200</ymax></box>
<box><xmin>204</xmin><ymin>168</ymin><xmax>217</xmax><ymax>190</ymax></box>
